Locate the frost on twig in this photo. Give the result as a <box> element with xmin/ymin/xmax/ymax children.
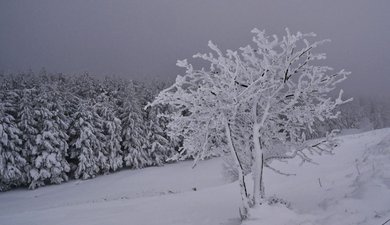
<box><xmin>151</xmin><ymin>28</ymin><xmax>350</xmax><ymax>213</ymax></box>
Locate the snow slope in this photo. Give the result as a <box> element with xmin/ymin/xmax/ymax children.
<box><xmin>244</xmin><ymin>128</ymin><xmax>390</xmax><ymax>225</ymax></box>
<box><xmin>1</xmin><ymin>128</ymin><xmax>390</xmax><ymax>225</ymax></box>
<box><xmin>0</xmin><ymin>158</ymin><xmax>241</xmax><ymax>225</ymax></box>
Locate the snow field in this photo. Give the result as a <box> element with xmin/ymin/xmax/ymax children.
<box><xmin>0</xmin><ymin>128</ymin><xmax>389</xmax><ymax>225</ymax></box>
<box><xmin>244</xmin><ymin>128</ymin><xmax>390</xmax><ymax>225</ymax></box>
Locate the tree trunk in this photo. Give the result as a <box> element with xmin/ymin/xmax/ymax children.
<box><xmin>252</xmin><ymin>123</ymin><xmax>265</xmax><ymax>205</ymax></box>
<box><xmin>225</xmin><ymin>121</ymin><xmax>250</xmax><ymax>219</ymax></box>
<box><xmin>252</xmin><ymin>98</ymin><xmax>270</xmax><ymax>205</ymax></box>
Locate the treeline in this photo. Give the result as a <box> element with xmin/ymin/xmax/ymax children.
<box><xmin>0</xmin><ymin>71</ymin><xmax>178</xmax><ymax>191</ymax></box>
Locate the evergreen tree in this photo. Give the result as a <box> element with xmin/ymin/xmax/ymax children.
<box><xmin>68</xmin><ymin>102</ymin><xmax>103</xmax><ymax>179</ymax></box>
<box><xmin>145</xmin><ymin>105</ymin><xmax>171</xmax><ymax>166</ymax></box>
<box><xmin>29</xmin><ymin>89</ymin><xmax>70</xmax><ymax>189</ymax></box>
<box><xmin>96</xmin><ymin>103</ymin><xmax>123</xmax><ymax>172</ymax></box>
<box><xmin>0</xmin><ymin>91</ymin><xmax>26</xmax><ymax>191</ymax></box>
<box><xmin>17</xmin><ymin>88</ymin><xmax>40</xmax><ymax>186</ymax></box>
<box><xmin>119</xmin><ymin>82</ymin><xmax>151</xmax><ymax>168</ymax></box>
<box><xmin>0</xmin><ymin>70</ymin><xmax>188</xmax><ymax>190</ymax></box>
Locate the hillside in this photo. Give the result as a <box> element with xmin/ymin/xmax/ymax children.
<box><xmin>1</xmin><ymin>128</ymin><xmax>390</xmax><ymax>225</ymax></box>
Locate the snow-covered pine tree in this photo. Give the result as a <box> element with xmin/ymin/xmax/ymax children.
<box><xmin>97</xmin><ymin>77</ymin><xmax>125</xmax><ymax>172</ymax></box>
<box><xmin>68</xmin><ymin>101</ymin><xmax>103</xmax><ymax>179</ymax></box>
<box><xmin>151</xmin><ymin>28</ymin><xmax>351</xmax><ymax>218</ymax></box>
<box><xmin>90</xmin><ymin>108</ymin><xmax>109</xmax><ymax>175</ymax></box>
<box><xmin>17</xmin><ymin>88</ymin><xmax>40</xmax><ymax>187</ymax></box>
<box><xmin>68</xmin><ymin>73</ymin><xmax>100</xmax><ymax>101</ymax></box>
<box><xmin>103</xmin><ymin>109</ymin><xmax>123</xmax><ymax>172</ymax></box>
<box><xmin>95</xmin><ymin>99</ymin><xmax>123</xmax><ymax>173</ymax></box>
<box><xmin>29</xmin><ymin>88</ymin><xmax>71</xmax><ymax>189</ymax></box>
<box><xmin>0</xmin><ymin>91</ymin><xmax>26</xmax><ymax>191</ymax></box>
<box><xmin>140</xmin><ymin>82</ymin><xmax>173</xmax><ymax>165</ymax></box>
<box><xmin>144</xmin><ymin>104</ymin><xmax>171</xmax><ymax>166</ymax></box>
<box><xmin>119</xmin><ymin>81</ymin><xmax>151</xmax><ymax>168</ymax></box>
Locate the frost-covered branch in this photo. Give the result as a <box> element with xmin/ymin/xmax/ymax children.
<box><xmin>151</xmin><ymin>27</ymin><xmax>351</xmax><ymax>215</ymax></box>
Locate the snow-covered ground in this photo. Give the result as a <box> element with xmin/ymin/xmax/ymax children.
<box><xmin>0</xmin><ymin>157</ymin><xmax>241</xmax><ymax>225</ymax></box>
<box><xmin>1</xmin><ymin>128</ymin><xmax>390</xmax><ymax>225</ymax></box>
<box><xmin>244</xmin><ymin>128</ymin><xmax>390</xmax><ymax>225</ymax></box>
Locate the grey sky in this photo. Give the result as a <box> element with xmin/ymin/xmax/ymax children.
<box><xmin>0</xmin><ymin>0</ymin><xmax>389</xmax><ymax>97</ymax></box>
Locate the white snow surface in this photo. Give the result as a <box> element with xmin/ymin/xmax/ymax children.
<box><xmin>243</xmin><ymin>128</ymin><xmax>390</xmax><ymax>225</ymax></box>
<box><xmin>1</xmin><ymin>128</ymin><xmax>390</xmax><ymax>225</ymax></box>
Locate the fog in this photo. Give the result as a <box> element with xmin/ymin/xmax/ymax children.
<box><xmin>1</xmin><ymin>0</ymin><xmax>389</xmax><ymax>97</ymax></box>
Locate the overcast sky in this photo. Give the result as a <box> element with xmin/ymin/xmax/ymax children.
<box><xmin>0</xmin><ymin>0</ymin><xmax>389</xmax><ymax>97</ymax></box>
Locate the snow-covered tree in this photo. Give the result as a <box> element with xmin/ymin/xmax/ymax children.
<box><xmin>118</xmin><ymin>82</ymin><xmax>151</xmax><ymax>168</ymax></box>
<box><xmin>17</xmin><ymin>88</ymin><xmax>39</xmax><ymax>186</ymax></box>
<box><xmin>150</xmin><ymin>28</ymin><xmax>351</xmax><ymax>218</ymax></box>
<box><xmin>0</xmin><ymin>91</ymin><xmax>26</xmax><ymax>191</ymax></box>
<box><xmin>67</xmin><ymin>73</ymin><xmax>100</xmax><ymax>101</ymax></box>
<box><xmin>95</xmin><ymin>100</ymin><xmax>123</xmax><ymax>172</ymax></box>
<box><xmin>145</xmin><ymin>105</ymin><xmax>172</xmax><ymax>165</ymax></box>
<box><xmin>29</xmin><ymin>89</ymin><xmax>71</xmax><ymax>189</ymax></box>
<box><xmin>142</xmin><ymin>82</ymin><xmax>175</xmax><ymax>164</ymax></box>
<box><xmin>68</xmin><ymin>101</ymin><xmax>103</xmax><ymax>179</ymax></box>
<box><xmin>0</xmin><ymin>71</ymin><xmax>187</xmax><ymax>190</ymax></box>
